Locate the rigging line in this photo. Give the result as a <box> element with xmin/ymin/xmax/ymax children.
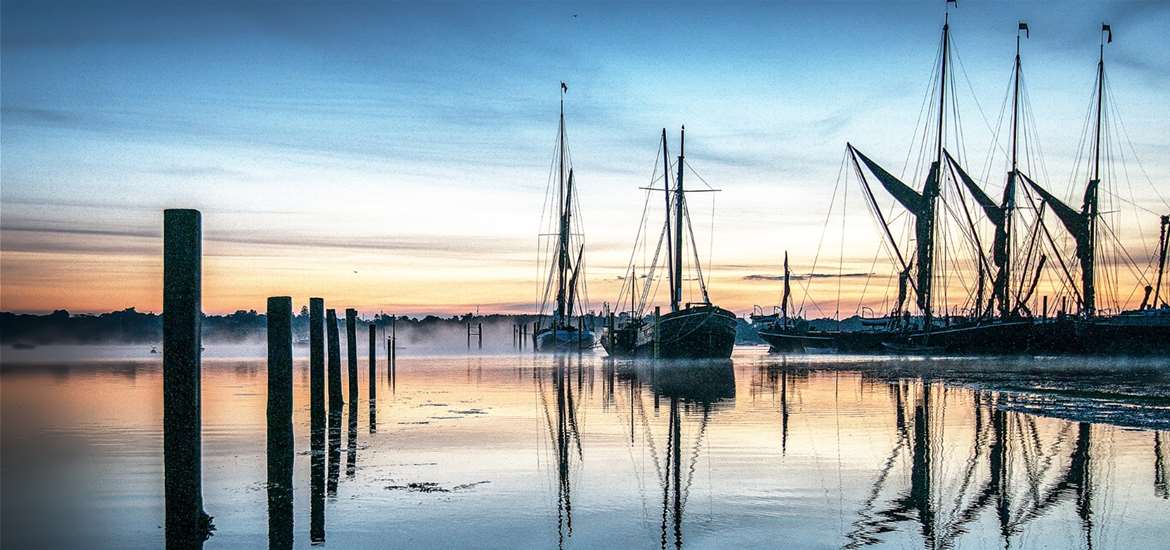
<box><xmin>904</xmin><ymin>32</ymin><xmax>946</xmax><ymax>180</ymax></box>
<box><xmin>979</xmin><ymin>68</ymin><xmax>1014</xmax><ymax>186</ymax></box>
<box><xmin>617</xmin><ymin>148</ymin><xmax>665</xmax><ymax>311</ymax></box>
<box><xmin>837</xmin><ymin>166</ymin><xmax>848</xmax><ymax>322</ymax></box>
<box><xmin>638</xmin><ymin>222</ymin><xmax>670</xmax><ymax>316</ymax></box>
<box><xmin>797</xmin><ymin>149</ymin><xmax>848</xmax><ymax>319</ymax></box>
<box><xmin>1107</xmin><ymin>80</ymin><xmax>1170</xmax><ymax>211</ymax></box>
<box><xmin>853</xmin><ymin>224</ymin><xmax>890</xmax><ymax>317</ymax></box>
<box><xmin>1028</xmin><ymin>192</ymin><xmax>1083</xmax><ymax>305</ymax></box>
<box><xmin>1100</xmin><ymin>217</ymin><xmax>1151</xmax><ymax>288</ymax></box>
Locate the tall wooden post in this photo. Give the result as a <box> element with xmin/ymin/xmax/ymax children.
<box><xmin>266</xmin><ymin>296</ymin><xmax>293</xmax><ymax>550</ymax></box>
<box><xmin>467</xmin><ymin>323</ymin><xmax>471</xmax><ymax>349</ymax></box>
<box><xmin>478</xmin><ymin>322</ymin><xmax>483</xmax><ymax>349</ymax></box>
<box><xmin>367</xmin><ymin>323</ymin><xmax>376</xmax><ymax>400</ymax></box>
<box><xmin>345</xmin><ymin>308</ymin><xmax>358</xmax><ymax>404</ymax></box>
<box><xmin>326</xmin><ymin>309</ymin><xmax>343</xmax><ymax>408</ymax></box>
<box><xmin>309</xmin><ymin>298</ymin><xmax>325</xmax><ymax>439</ymax></box>
<box><xmin>310</xmin><ymin>297</ymin><xmax>326</xmax><ymax>545</ymax></box>
<box><xmin>163</xmin><ymin>209</ymin><xmax>209</xmax><ymax>547</ymax></box>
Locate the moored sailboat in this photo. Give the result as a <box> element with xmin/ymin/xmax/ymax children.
<box><xmin>534</xmin><ymin>82</ymin><xmax>596</xmax><ymax>352</ymax></box>
<box><xmin>603</xmin><ymin>127</ymin><xmax>737</xmax><ymax>359</ymax></box>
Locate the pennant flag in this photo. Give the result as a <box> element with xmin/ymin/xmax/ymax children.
<box><xmin>1102</xmin><ymin>24</ymin><xmax>1112</xmax><ymax>43</ymax></box>
<box><xmin>561</xmin><ymin>81</ymin><xmax>568</xmax><ymax>93</ymax></box>
<box><xmin>1019</xmin><ymin>22</ymin><xmax>1029</xmax><ymax>38</ymax></box>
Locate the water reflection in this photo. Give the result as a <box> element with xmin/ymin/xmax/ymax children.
<box><xmin>538</xmin><ymin>356</ymin><xmax>582</xmax><ymax>548</ymax></box>
<box><xmin>3</xmin><ymin>352</ymin><xmax>1168</xmax><ymax>549</ymax></box>
<box><xmin>347</xmin><ymin>400</ymin><xmax>358</xmax><ymax>479</ymax></box>
<box><xmin>327</xmin><ymin>408</ymin><xmax>341</xmax><ymax>498</ymax></box>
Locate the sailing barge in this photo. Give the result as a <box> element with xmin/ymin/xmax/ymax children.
<box><xmin>754</xmin><ymin>13</ymin><xmax>1169</xmax><ymax>355</ymax></box>
<box><xmin>603</xmin><ymin>128</ymin><xmax>737</xmax><ymax>359</ymax></box>
<box><xmin>534</xmin><ymin>83</ymin><xmax>596</xmax><ymax>352</ymax></box>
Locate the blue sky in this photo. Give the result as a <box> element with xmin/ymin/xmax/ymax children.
<box><xmin>2</xmin><ymin>1</ymin><xmax>1168</xmax><ymax>314</ymax></box>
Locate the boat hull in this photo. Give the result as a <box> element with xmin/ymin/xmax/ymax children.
<box><xmin>534</xmin><ymin>326</ymin><xmax>596</xmax><ymax>353</ymax></box>
<box><xmin>605</xmin><ymin>305</ymin><xmax>736</xmax><ymax>359</ymax></box>
<box><xmin>757</xmin><ymin>327</ymin><xmax>887</xmax><ymax>353</ymax></box>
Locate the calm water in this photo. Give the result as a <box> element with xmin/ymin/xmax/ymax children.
<box><xmin>2</xmin><ymin>346</ymin><xmax>1169</xmax><ymax>549</ymax></box>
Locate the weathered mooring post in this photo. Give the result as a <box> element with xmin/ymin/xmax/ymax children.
<box><xmin>266</xmin><ymin>296</ymin><xmax>293</xmax><ymax>550</ymax></box>
<box><xmin>478</xmin><ymin>322</ymin><xmax>483</xmax><ymax>349</ymax></box>
<box><xmin>163</xmin><ymin>209</ymin><xmax>210</xmax><ymax>548</ymax></box>
<box><xmin>368</xmin><ymin>323</ymin><xmax>376</xmax><ymax>400</ymax></box>
<box><xmin>326</xmin><ymin>309</ymin><xmax>343</xmax><ymax>408</ymax></box>
<box><xmin>309</xmin><ymin>298</ymin><xmax>325</xmax><ymax>439</ymax></box>
<box><xmin>345</xmin><ymin>308</ymin><xmax>358</xmax><ymax>404</ymax></box>
<box><xmin>308</xmin><ymin>297</ymin><xmax>325</xmax><ymax>544</ymax></box>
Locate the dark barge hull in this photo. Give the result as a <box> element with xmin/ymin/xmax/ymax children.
<box><xmin>604</xmin><ymin>305</ymin><xmax>736</xmax><ymax>359</ymax></box>
<box><xmin>758</xmin><ymin>328</ymin><xmax>887</xmax><ymax>353</ymax></box>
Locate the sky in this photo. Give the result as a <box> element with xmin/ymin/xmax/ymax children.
<box><xmin>2</xmin><ymin>0</ymin><xmax>1168</xmax><ymax>317</ymax></box>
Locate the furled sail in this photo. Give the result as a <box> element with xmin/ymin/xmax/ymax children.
<box><xmin>1021</xmin><ymin>171</ymin><xmax>1098</xmax><ymax>314</ymax></box>
<box><xmin>945</xmin><ymin>150</ymin><xmax>1014</xmax><ymax>317</ymax></box>
<box><xmin>851</xmin><ymin>146</ymin><xmax>940</xmax><ymax>317</ymax></box>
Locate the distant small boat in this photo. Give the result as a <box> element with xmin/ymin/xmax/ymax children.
<box><xmin>150</xmin><ymin>346</ymin><xmax>158</xmax><ymax>354</ymax></box>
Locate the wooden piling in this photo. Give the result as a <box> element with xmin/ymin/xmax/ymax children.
<box><xmin>309</xmin><ymin>298</ymin><xmax>325</xmax><ymax>441</ymax></box>
<box><xmin>478</xmin><ymin>322</ymin><xmax>483</xmax><ymax>349</ymax></box>
<box><xmin>309</xmin><ymin>302</ymin><xmax>325</xmax><ymax>546</ymax></box>
<box><xmin>326</xmin><ymin>309</ymin><xmax>343</xmax><ymax>408</ymax></box>
<box><xmin>345</xmin><ymin>308</ymin><xmax>358</xmax><ymax>404</ymax></box>
<box><xmin>367</xmin><ymin>323</ymin><xmax>376</xmax><ymax>400</ymax></box>
<box><xmin>1042</xmin><ymin>296</ymin><xmax>1049</xmax><ymax>319</ymax></box>
<box><xmin>163</xmin><ymin>208</ymin><xmax>209</xmax><ymax>546</ymax></box>
<box><xmin>266</xmin><ymin>296</ymin><xmax>293</xmax><ymax>550</ymax></box>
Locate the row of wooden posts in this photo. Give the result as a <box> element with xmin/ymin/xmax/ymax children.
<box><xmin>162</xmin><ymin>209</ymin><xmax>398</xmax><ymax>548</ymax></box>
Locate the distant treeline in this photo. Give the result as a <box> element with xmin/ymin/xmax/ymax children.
<box><xmin>0</xmin><ymin>308</ymin><xmax>775</xmax><ymax>346</ymax></box>
<box><xmin>0</xmin><ymin>308</ymin><xmax>584</xmax><ymax>346</ymax></box>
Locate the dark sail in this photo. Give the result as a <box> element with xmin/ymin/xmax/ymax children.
<box><xmin>945</xmin><ymin>150</ymin><xmax>1014</xmax><ymax>317</ymax></box>
<box><xmin>1021</xmin><ymin>172</ymin><xmax>1098</xmax><ymax>315</ymax></box>
<box><xmin>851</xmin><ymin>147</ymin><xmax>940</xmax><ymax>319</ymax></box>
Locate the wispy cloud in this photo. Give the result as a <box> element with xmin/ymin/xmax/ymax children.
<box><xmin>743</xmin><ymin>272</ymin><xmax>877</xmax><ymax>281</ymax></box>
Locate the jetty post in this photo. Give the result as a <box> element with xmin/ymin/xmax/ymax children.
<box><xmin>345</xmin><ymin>309</ymin><xmax>358</xmax><ymax>403</ymax></box>
<box><xmin>162</xmin><ymin>209</ymin><xmax>210</xmax><ymax>546</ymax></box>
<box><xmin>266</xmin><ymin>296</ymin><xmax>294</xmax><ymax>550</ymax></box>
<box><xmin>467</xmin><ymin>323</ymin><xmax>471</xmax><ymax>349</ymax></box>
<box><xmin>368</xmin><ymin>323</ymin><xmax>376</xmax><ymax>400</ymax></box>
<box><xmin>478</xmin><ymin>323</ymin><xmax>483</xmax><ymax>349</ymax></box>
<box><xmin>309</xmin><ymin>298</ymin><xmax>325</xmax><ymax>446</ymax></box>
<box><xmin>326</xmin><ymin>309</ymin><xmax>343</xmax><ymax>408</ymax></box>
<box><xmin>1042</xmin><ymin>296</ymin><xmax>1049</xmax><ymax>319</ymax></box>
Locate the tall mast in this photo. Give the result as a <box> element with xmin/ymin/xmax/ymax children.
<box><xmin>662</xmin><ymin>129</ymin><xmax>675</xmax><ymax>308</ymax></box>
<box><xmin>999</xmin><ymin>22</ymin><xmax>1026</xmax><ymax>318</ymax></box>
<box><xmin>1084</xmin><ymin>26</ymin><xmax>1109</xmax><ymax>316</ymax></box>
<box><xmin>782</xmin><ymin>251</ymin><xmax>792</xmax><ymax>326</ymax></box>
<box><xmin>672</xmin><ymin>127</ymin><xmax>686</xmax><ymax>312</ymax></box>
<box><xmin>920</xmin><ymin>11</ymin><xmax>950</xmax><ymax>328</ymax></box>
<box><xmin>936</xmin><ymin>12</ymin><xmax>949</xmax><ymax>173</ymax></box>
<box><xmin>555</xmin><ymin>84</ymin><xmax>569</xmax><ymax>321</ymax></box>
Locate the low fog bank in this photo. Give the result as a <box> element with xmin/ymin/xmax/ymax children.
<box><xmin>1</xmin><ymin>309</ymin><xmax>645</xmax><ymax>352</ymax></box>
